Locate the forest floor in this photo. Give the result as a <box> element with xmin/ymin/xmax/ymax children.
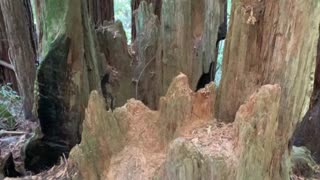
<box><xmin>0</xmin><ymin>115</ymin><xmax>37</xmax><ymax>177</ymax></box>
<box><xmin>0</xmin><ymin>110</ymin><xmax>79</xmax><ymax>179</ymax></box>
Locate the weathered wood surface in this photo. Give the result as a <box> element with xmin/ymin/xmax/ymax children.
<box><xmin>70</xmin><ymin>75</ymin><xmax>290</xmax><ymax>179</ymax></box>
<box><xmin>131</xmin><ymin>0</ymin><xmax>162</xmax><ymax>41</ymax></box>
<box><xmin>217</xmin><ymin>0</ymin><xmax>320</xmax><ymax>125</ymax></box>
<box><xmin>216</xmin><ymin>1</ymin><xmax>320</xmax><ymax>177</ymax></box>
<box><xmin>87</xmin><ymin>0</ymin><xmax>114</xmax><ymax>27</ymax></box>
<box><xmin>129</xmin><ymin>0</ymin><xmax>226</xmax><ymax>109</ymax></box>
<box><xmin>132</xmin><ymin>1</ymin><xmax>160</xmax><ymax>109</ymax></box>
<box><xmin>24</xmin><ymin>0</ymin><xmax>107</xmax><ymax>172</ymax></box>
<box><xmin>70</xmin><ymin>74</ymin><xmax>217</xmax><ymax>179</ymax></box>
<box><xmin>0</xmin><ymin>0</ymin><xmax>36</xmax><ymax>119</ymax></box>
<box><xmin>152</xmin><ymin>0</ymin><xmax>225</xmax><ymax>108</ymax></box>
<box><xmin>97</xmin><ymin>21</ymin><xmax>135</xmax><ymax>108</ymax></box>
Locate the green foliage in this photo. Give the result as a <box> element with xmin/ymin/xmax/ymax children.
<box><xmin>114</xmin><ymin>0</ymin><xmax>132</xmax><ymax>43</ymax></box>
<box><xmin>0</xmin><ymin>84</ymin><xmax>21</xmax><ymax>130</ymax></box>
<box><xmin>0</xmin><ymin>83</ymin><xmax>20</xmax><ymax>101</ymax></box>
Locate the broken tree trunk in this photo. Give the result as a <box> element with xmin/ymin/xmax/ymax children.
<box><xmin>215</xmin><ymin>0</ymin><xmax>320</xmax><ymax>176</ymax></box>
<box><xmin>70</xmin><ymin>73</ymin><xmax>292</xmax><ymax>179</ymax></box>
<box><xmin>216</xmin><ymin>0</ymin><xmax>320</xmax><ymax>123</ymax></box>
<box><xmin>24</xmin><ymin>0</ymin><xmax>107</xmax><ymax>173</ymax></box>
<box><xmin>70</xmin><ymin>74</ymin><xmax>217</xmax><ymax>179</ymax></box>
<box><xmin>0</xmin><ymin>0</ymin><xmax>36</xmax><ymax>119</ymax></box>
<box><xmin>130</xmin><ymin>0</ymin><xmax>227</xmax><ymax>109</ymax></box>
<box><xmin>142</xmin><ymin>0</ymin><xmax>226</xmax><ymax>109</ymax></box>
<box><xmin>96</xmin><ymin>21</ymin><xmax>135</xmax><ymax>108</ymax></box>
<box><xmin>132</xmin><ymin>1</ymin><xmax>160</xmax><ymax>109</ymax></box>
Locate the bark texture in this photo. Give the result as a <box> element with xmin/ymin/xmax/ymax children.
<box><xmin>87</xmin><ymin>0</ymin><xmax>114</xmax><ymax>27</ymax></box>
<box><xmin>132</xmin><ymin>1</ymin><xmax>160</xmax><ymax>108</ymax></box>
<box><xmin>234</xmin><ymin>85</ymin><xmax>285</xmax><ymax>179</ymax></box>
<box><xmin>130</xmin><ymin>0</ymin><xmax>226</xmax><ymax>109</ymax></box>
<box><xmin>216</xmin><ymin>1</ymin><xmax>320</xmax><ymax>176</ymax></box>
<box><xmin>24</xmin><ymin>0</ymin><xmax>107</xmax><ymax>173</ymax></box>
<box><xmin>0</xmin><ymin>0</ymin><xmax>36</xmax><ymax>119</ymax></box>
<box><xmin>217</xmin><ymin>0</ymin><xmax>320</xmax><ymax>124</ymax></box>
<box><xmin>152</xmin><ymin>0</ymin><xmax>225</xmax><ymax>108</ymax></box>
<box><xmin>96</xmin><ymin>21</ymin><xmax>135</xmax><ymax>108</ymax></box>
<box><xmin>23</xmin><ymin>0</ymin><xmax>37</xmax><ymax>54</ymax></box>
<box><xmin>0</xmin><ymin>10</ymin><xmax>18</xmax><ymax>91</ymax></box>
<box><xmin>131</xmin><ymin>0</ymin><xmax>162</xmax><ymax>41</ymax></box>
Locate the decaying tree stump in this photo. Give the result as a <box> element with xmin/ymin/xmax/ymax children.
<box><xmin>216</xmin><ymin>0</ymin><xmax>320</xmax><ymax>123</ymax></box>
<box><xmin>70</xmin><ymin>74</ymin><xmax>292</xmax><ymax>179</ymax></box>
<box><xmin>132</xmin><ymin>0</ymin><xmax>226</xmax><ymax>109</ymax></box>
<box><xmin>159</xmin><ymin>0</ymin><xmax>226</xmax><ymax>92</ymax></box>
<box><xmin>24</xmin><ymin>0</ymin><xmax>107</xmax><ymax>173</ymax></box>
<box><xmin>70</xmin><ymin>74</ymin><xmax>217</xmax><ymax>179</ymax></box>
<box><xmin>16</xmin><ymin>0</ymin><xmax>320</xmax><ymax>178</ymax></box>
<box><xmin>215</xmin><ymin>0</ymin><xmax>320</xmax><ymax>176</ymax></box>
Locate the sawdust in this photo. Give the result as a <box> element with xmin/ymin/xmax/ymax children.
<box><xmin>105</xmin><ymin>100</ymin><xmax>165</xmax><ymax>179</ymax></box>
<box><xmin>184</xmin><ymin>120</ymin><xmax>236</xmax><ymax>159</ymax></box>
<box><xmin>103</xmin><ymin>75</ymin><xmax>232</xmax><ymax>179</ymax></box>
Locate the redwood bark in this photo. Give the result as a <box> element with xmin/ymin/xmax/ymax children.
<box><xmin>87</xmin><ymin>0</ymin><xmax>114</xmax><ymax>27</ymax></box>
<box><xmin>0</xmin><ymin>10</ymin><xmax>18</xmax><ymax>91</ymax></box>
<box><xmin>23</xmin><ymin>0</ymin><xmax>37</xmax><ymax>54</ymax></box>
<box><xmin>0</xmin><ymin>0</ymin><xmax>36</xmax><ymax>119</ymax></box>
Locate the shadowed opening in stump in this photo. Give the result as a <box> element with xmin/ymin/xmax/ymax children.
<box><xmin>196</xmin><ymin>62</ymin><xmax>216</xmax><ymax>91</ymax></box>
